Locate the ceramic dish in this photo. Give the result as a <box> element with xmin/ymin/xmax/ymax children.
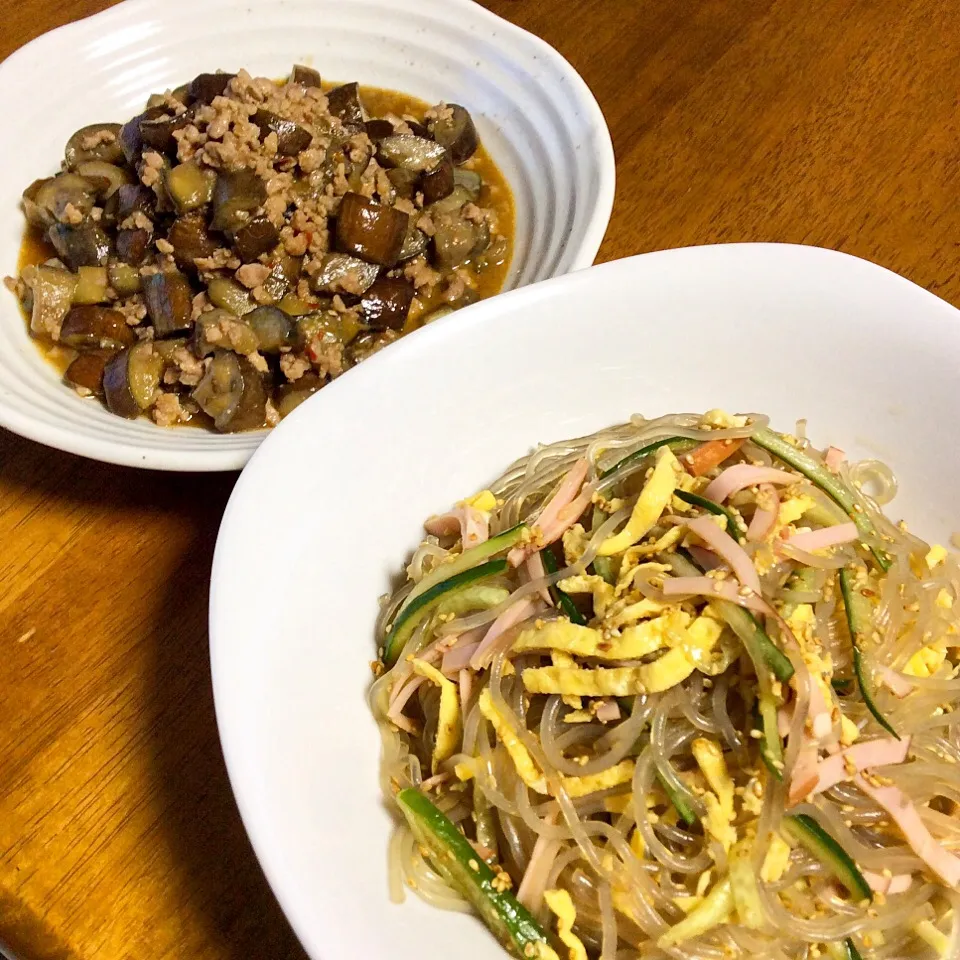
<box><xmin>210</xmin><ymin>243</ymin><xmax>960</xmax><ymax>960</ymax></box>
<box><xmin>0</xmin><ymin>0</ymin><xmax>613</xmax><ymax>471</ymax></box>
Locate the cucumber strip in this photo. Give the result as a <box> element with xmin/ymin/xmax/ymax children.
<box><xmin>831</xmin><ymin>678</ymin><xmax>854</xmax><ymax>695</ymax></box>
<box><xmin>782</xmin><ymin>813</ymin><xmax>872</xmax><ymax>902</ymax></box>
<box><xmin>751</xmin><ymin>428</ymin><xmax>890</xmax><ymax>571</ymax></box>
<box><xmin>601</xmin><ymin>436</ymin><xmax>698</xmax><ymax>480</ymax></box>
<box><xmin>540</xmin><ymin>548</ymin><xmax>587</xmax><ymax>625</ymax></box>
<box><xmin>401</xmin><ymin>523</ymin><xmax>527</xmax><ymax>614</ymax></box>
<box><xmin>844</xmin><ymin>938</ymin><xmax>865</xmax><ymax>960</ymax></box>
<box><xmin>383</xmin><ymin>559</ymin><xmax>508</xmax><ymax>665</ymax></box>
<box><xmin>397</xmin><ymin>789</ymin><xmax>551</xmax><ymax>958</ymax></box>
<box><xmin>839</xmin><ymin>568</ymin><xmax>900</xmax><ymax>739</ymax></box>
<box><xmin>655</xmin><ymin>769</ymin><xmax>699</xmax><ymax>826</ymax></box>
<box><xmin>674</xmin><ymin>489</ymin><xmax>746</xmax><ymax>543</ymax></box>
<box><xmin>437</xmin><ymin>585</ymin><xmax>510</xmax><ymax>617</ymax></box>
<box><xmin>589</xmin><ymin>506</ymin><xmax>618</xmax><ymax>584</ymax></box>
<box><xmin>757</xmin><ymin>695</ymin><xmax>785</xmax><ymax>780</ymax></box>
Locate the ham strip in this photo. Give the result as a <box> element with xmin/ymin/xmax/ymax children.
<box><xmin>862</xmin><ymin>869</ymin><xmax>913</xmax><ymax>895</ymax></box>
<box><xmin>787</xmin><ymin>736</ymin><xmax>911</xmax><ymax>804</ymax></box>
<box><xmin>508</xmin><ymin>459</ymin><xmax>590</xmax><ymax>565</ymax></box>
<box><xmin>470</xmin><ymin>597</ymin><xmax>541</xmax><ymax>670</ymax></box>
<box><xmin>687</xmin><ymin>515</ymin><xmax>762</xmax><ymax>596</ymax></box>
<box><xmin>704</xmin><ymin>464</ymin><xmax>799</xmax><ymax>503</ymax></box>
<box><xmin>424</xmin><ymin>505</ymin><xmax>489</xmax><ymax>548</ymax></box>
<box><xmin>856</xmin><ymin>775</ymin><xmax>960</xmax><ymax>888</ymax></box>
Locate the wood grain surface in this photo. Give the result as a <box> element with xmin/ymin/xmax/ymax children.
<box><xmin>2</xmin><ymin>0</ymin><xmax>959</xmax><ymax>957</ymax></box>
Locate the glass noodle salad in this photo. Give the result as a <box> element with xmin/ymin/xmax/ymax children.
<box><xmin>369</xmin><ymin>410</ymin><xmax>960</xmax><ymax>960</ymax></box>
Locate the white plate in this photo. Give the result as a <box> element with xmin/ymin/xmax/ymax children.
<box><xmin>210</xmin><ymin>242</ymin><xmax>960</xmax><ymax>960</ymax></box>
<box><xmin>0</xmin><ymin>0</ymin><xmax>613</xmax><ymax>471</ymax></box>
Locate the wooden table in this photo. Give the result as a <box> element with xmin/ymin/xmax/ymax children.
<box><xmin>2</xmin><ymin>0</ymin><xmax>959</xmax><ymax>956</ymax></box>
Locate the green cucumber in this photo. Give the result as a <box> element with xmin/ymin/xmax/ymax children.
<box><xmin>782</xmin><ymin>813</ymin><xmax>872</xmax><ymax>902</ymax></box>
<box><xmin>589</xmin><ymin>506</ymin><xmax>618</xmax><ymax>584</ymax></box>
<box><xmin>751</xmin><ymin>703</ymin><xmax>784</xmax><ymax>781</ymax></box>
<box><xmin>401</xmin><ymin>523</ymin><xmax>527</xmax><ymax>614</ymax></box>
<box><xmin>839</xmin><ymin>568</ymin><xmax>899</xmax><ymax>739</ymax></box>
<box><xmin>437</xmin><ymin>585</ymin><xmax>510</xmax><ymax>617</ymax></box>
<box><xmin>844</xmin><ymin>938</ymin><xmax>865</xmax><ymax>960</ymax></box>
<box><xmin>383</xmin><ymin>559</ymin><xmax>508</xmax><ymax>665</ymax></box>
<box><xmin>655</xmin><ymin>769</ymin><xmax>698</xmax><ymax>827</ymax></box>
<box><xmin>396</xmin><ymin>789</ymin><xmax>551</xmax><ymax>959</ymax></box>
<box><xmin>675</xmin><ymin>489</ymin><xmax>746</xmax><ymax>543</ymax></box>
<box><xmin>751</xmin><ymin>428</ymin><xmax>890</xmax><ymax>571</ymax></box>
<box><xmin>540</xmin><ymin>548</ymin><xmax>587</xmax><ymax>625</ymax></box>
<box><xmin>601</xmin><ymin>436</ymin><xmax>699</xmax><ymax>480</ymax></box>
<box><xmin>831</xmin><ymin>678</ymin><xmax>854</xmax><ymax>695</ymax></box>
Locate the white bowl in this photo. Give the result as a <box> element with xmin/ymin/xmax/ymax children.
<box><xmin>0</xmin><ymin>0</ymin><xmax>613</xmax><ymax>471</ymax></box>
<box><xmin>210</xmin><ymin>243</ymin><xmax>960</xmax><ymax>960</ymax></box>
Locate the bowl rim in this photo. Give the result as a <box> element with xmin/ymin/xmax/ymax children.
<box><xmin>0</xmin><ymin>0</ymin><xmax>615</xmax><ymax>472</ymax></box>
<box><xmin>210</xmin><ymin>240</ymin><xmax>960</xmax><ymax>960</ymax></box>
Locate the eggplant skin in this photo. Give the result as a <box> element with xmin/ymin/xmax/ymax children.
<box><xmin>335</xmin><ymin>192</ymin><xmax>408</xmax><ymax>267</ymax></box>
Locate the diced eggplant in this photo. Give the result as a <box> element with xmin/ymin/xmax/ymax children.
<box><xmin>99</xmin><ymin>191</ymin><xmax>121</xmax><ymax>229</ymax></box>
<box><xmin>346</xmin><ymin>329</ymin><xmax>397</xmax><ymax>364</ymax></box>
<box><xmin>72</xmin><ymin>266</ymin><xmax>110</xmax><ymax>305</ymax></box>
<box><xmin>76</xmin><ymin>161</ymin><xmax>133</xmax><ymax>200</ymax></box>
<box><xmin>398</xmin><ymin>226</ymin><xmax>429</xmax><ymax>261</ymax></box>
<box><xmin>59</xmin><ymin>305</ymin><xmax>135</xmax><ymax>349</ymax></box>
<box><xmin>21</xmin><ymin>178</ymin><xmax>53</xmax><ymax>228</ymax></box>
<box><xmin>118</xmin><ymin>105</ymin><xmax>167</xmax><ymax>164</ymax></box>
<box><xmin>187</xmin><ymin>72</ymin><xmax>236</xmax><ymax>105</ymax></box>
<box><xmin>360</xmin><ymin>277</ymin><xmax>414</xmax><ymax>330</ymax></box>
<box><xmin>103</xmin><ymin>342</ymin><xmax>164</xmax><ymax>417</ymax></box>
<box><xmin>428</xmin><ymin>184</ymin><xmax>473</xmax><ymax>217</ymax></box>
<box><xmin>432</xmin><ymin>215</ymin><xmax>489</xmax><ymax>269</ymax></box>
<box><xmin>167</xmin><ymin>213</ymin><xmax>219</xmax><ymax>268</ymax></box>
<box><xmin>142</xmin><ymin>270</ymin><xmax>194</xmax><ymax>336</ymax></box>
<box><xmin>386</xmin><ymin>167</ymin><xmax>419</xmax><ymax>200</ymax></box>
<box><xmin>326</xmin><ymin>82</ymin><xmax>364</xmax><ymax>131</ymax></box>
<box><xmin>64</xmin><ymin>123</ymin><xmax>124</xmax><ymax>168</ymax></box>
<box><xmin>108</xmin><ymin>261</ymin><xmax>142</xmax><ymax>296</ymax></box>
<box><xmin>335</xmin><ymin>192</ymin><xmax>408</xmax><ymax>266</ymax></box>
<box><xmin>192</xmin><ymin>350</ymin><xmax>267</xmax><ymax>432</ymax></box>
<box><xmin>245</xmin><ymin>305</ymin><xmax>295</xmax><ymax>353</ymax></box>
<box><xmin>275</xmin><ymin>372</ymin><xmax>323</xmax><ymax>417</ymax></box>
<box><xmin>376</xmin><ymin>135</ymin><xmax>446</xmax><ymax>172</ymax></box>
<box><xmin>206</xmin><ymin>276</ymin><xmax>255</xmax><ymax>315</ymax></box>
<box><xmin>453</xmin><ymin>168</ymin><xmax>483</xmax><ymax>199</ymax></box>
<box><xmin>211</xmin><ymin>168</ymin><xmax>266</xmax><ymax>233</ymax></box>
<box><xmin>295</xmin><ymin>307</ymin><xmax>361</xmax><ymax>349</ymax></box>
<box><xmin>20</xmin><ymin>264</ymin><xmax>77</xmax><ymax>337</ymax></box>
<box><xmin>407</xmin><ymin>120</ymin><xmax>432</xmax><ymax>140</ymax></box>
<box><xmin>291</xmin><ymin>64</ymin><xmax>322</xmax><ymax>88</ymax></box>
<box><xmin>117</xmin><ymin>184</ymin><xmax>156</xmax><ymax>220</ymax></box>
<box><xmin>233</xmin><ymin>216</ymin><xmax>280</xmax><ymax>262</ymax></box>
<box><xmin>139</xmin><ymin>108</ymin><xmax>194</xmax><ymax>154</ymax></box>
<box><xmin>309</xmin><ymin>252</ymin><xmax>379</xmax><ymax>295</ymax></box>
<box><xmin>364</xmin><ymin>119</ymin><xmax>394</xmax><ymax>142</ymax></box>
<box><xmin>65</xmin><ymin>348</ymin><xmax>116</xmax><ymax>396</ymax></box>
<box><xmin>164</xmin><ymin>162</ymin><xmax>217</xmax><ymax>213</ymax></box>
<box><xmin>421</xmin><ymin>154</ymin><xmax>455</xmax><ymax>205</ymax></box>
<box><xmin>253</xmin><ymin>109</ymin><xmax>313</xmax><ymax>156</ymax></box>
<box><xmin>192</xmin><ymin>310</ymin><xmax>259</xmax><ymax>356</ymax></box>
<box><xmin>428</xmin><ymin>104</ymin><xmax>478</xmax><ymax>164</ymax></box>
<box><xmin>34</xmin><ymin>173</ymin><xmax>99</xmax><ymax>225</ymax></box>
<box><xmin>48</xmin><ymin>222</ymin><xmax>112</xmax><ymax>270</ymax></box>
<box><xmin>276</xmin><ymin>294</ymin><xmax>318</xmax><ymax>316</ymax></box>
<box><xmin>115</xmin><ymin>228</ymin><xmax>151</xmax><ymax>266</ymax></box>
<box><xmin>258</xmin><ymin>254</ymin><xmax>301</xmax><ymax>301</ymax></box>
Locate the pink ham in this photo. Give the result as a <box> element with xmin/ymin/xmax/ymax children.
<box><xmin>424</xmin><ymin>505</ymin><xmax>489</xmax><ymax>547</ymax></box>
<box><xmin>856</xmin><ymin>776</ymin><xmax>960</xmax><ymax>888</ymax></box>
<box><xmin>824</xmin><ymin>446</ymin><xmax>846</xmax><ymax>471</ymax></box>
<box><xmin>787</xmin><ymin>736</ymin><xmax>911</xmax><ymax>804</ymax></box>
<box><xmin>862</xmin><ymin>869</ymin><xmax>913</xmax><ymax>895</ymax></box>
<box><xmin>470</xmin><ymin>597</ymin><xmax>542</xmax><ymax>670</ymax></box>
<box><xmin>525</xmin><ymin>551</ymin><xmax>553</xmax><ymax>605</ymax></box>
<box><xmin>687</xmin><ymin>515</ymin><xmax>762</xmax><ymax>595</ymax></box>
<box><xmin>661</xmin><ymin>575</ymin><xmax>771</xmax><ymax>614</ymax></box>
<box><xmin>782</xmin><ymin>522</ymin><xmax>858</xmax><ymax>553</ymax></box>
<box><xmin>508</xmin><ymin>459</ymin><xmax>590</xmax><ymax>565</ymax></box>
<box><xmin>747</xmin><ymin>483</ymin><xmax>780</xmax><ymax>541</ymax></box>
<box><xmin>704</xmin><ymin>464</ymin><xmax>799</xmax><ymax>503</ymax></box>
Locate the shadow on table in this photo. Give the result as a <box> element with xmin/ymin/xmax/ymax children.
<box><xmin>0</xmin><ymin>431</ymin><xmax>308</xmax><ymax>959</ymax></box>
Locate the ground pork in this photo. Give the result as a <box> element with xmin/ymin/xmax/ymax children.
<box><xmin>153</xmin><ymin>392</ymin><xmax>189</xmax><ymax>426</ymax></box>
<box><xmin>280</xmin><ymin>352</ymin><xmax>310</xmax><ymax>382</ymax></box>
